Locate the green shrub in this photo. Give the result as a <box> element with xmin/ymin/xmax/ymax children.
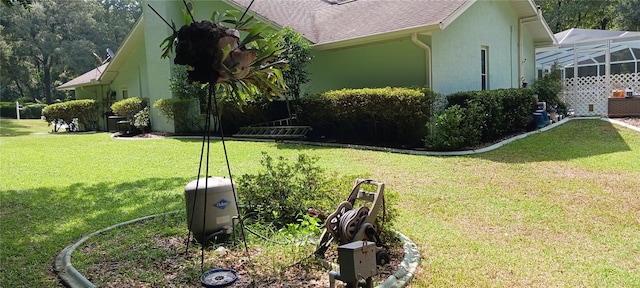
<box><xmin>41</xmin><ymin>99</ymin><xmax>98</xmax><ymax>132</ymax></box>
<box><xmin>0</xmin><ymin>102</ymin><xmax>18</xmax><ymax>119</ymax></box>
<box><xmin>153</xmin><ymin>98</ymin><xmax>205</xmax><ymax>133</ymax></box>
<box><xmin>444</xmin><ymin>88</ymin><xmax>536</xmax><ymax>143</ymax></box>
<box><xmin>133</xmin><ymin>106</ymin><xmax>150</xmax><ymax>132</ymax></box>
<box><xmin>20</xmin><ymin>104</ymin><xmax>47</xmax><ymax>119</ymax></box>
<box><xmin>219</xmin><ymin>99</ymin><xmax>269</xmax><ymax>135</ymax></box>
<box><xmin>298</xmin><ymin>87</ymin><xmax>436</xmax><ymax>146</ymax></box>
<box><xmin>111</xmin><ymin>97</ymin><xmax>145</xmax><ymax>122</ymax></box>
<box><xmin>237</xmin><ymin>152</ymin><xmax>340</xmax><ymax>228</ymax></box>
<box><xmin>237</xmin><ymin>152</ymin><xmax>400</xmax><ymax>243</ymax></box>
<box><xmin>424</xmin><ymin>104</ymin><xmax>483</xmax><ymax>150</ymax></box>
<box><xmin>532</xmin><ymin>64</ymin><xmax>566</xmax><ymax>113</ymax></box>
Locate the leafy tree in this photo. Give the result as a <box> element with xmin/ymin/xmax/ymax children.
<box><xmin>613</xmin><ymin>0</ymin><xmax>640</xmax><ymax>31</ymax></box>
<box><xmin>535</xmin><ymin>0</ymin><xmax>640</xmax><ymax>32</ymax></box>
<box><xmin>1</xmin><ymin>0</ymin><xmax>31</xmax><ymax>9</ymax></box>
<box><xmin>0</xmin><ymin>0</ymin><xmax>140</xmax><ymax>103</ymax></box>
<box><xmin>274</xmin><ymin>27</ymin><xmax>311</xmax><ymax>117</ymax></box>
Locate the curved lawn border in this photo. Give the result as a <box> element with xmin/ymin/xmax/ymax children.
<box><xmin>55</xmin><ymin>211</ymin><xmax>420</xmax><ymax>288</ymax></box>
<box><xmin>282</xmin><ymin>117</ymin><xmax>639</xmax><ymax>156</ymax></box>
<box><xmin>54</xmin><ymin>211</ymin><xmax>180</xmax><ymax>288</ymax></box>
<box><xmin>113</xmin><ymin>117</ymin><xmax>639</xmax><ymax>155</ymax></box>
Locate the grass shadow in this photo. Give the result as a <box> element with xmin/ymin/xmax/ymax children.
<box><xmin>0</xmin><ymin>177</ymin><xmax>191</xmax><ymax>287</ymax></box>
<box><xmin>472</xmin><ymin>120</ymin><xmax>635</xmax><ymax>163</ymax></box>
<box><xmin>0</xmin><ymin>119</ymin><xmax>38</xmax><ymax>137</ymax></box>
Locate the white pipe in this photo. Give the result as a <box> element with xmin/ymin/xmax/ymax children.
<box><xmin>519</xmin><ymin>14</ymin><xmax>539</xmax><ymax>87</ymax></box>
<box><xmin>411</xmin><ymin>33</ymin><xmax>432</xmax><ymax>89</ymax></box>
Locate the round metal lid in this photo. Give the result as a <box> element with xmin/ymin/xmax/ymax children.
<box><xmin>200</xmin><ymin>268</ymin><xmax>238</xmax><ymax>287</ymax></box>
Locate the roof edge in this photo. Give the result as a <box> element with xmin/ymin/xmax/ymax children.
<box><xmin>439</xmin><ymin>0</ymin><xmax>476</xmax><ymax>30</ymax></box>
<box><xmin>314</xmin><ymin>24</ymin><xmax>439</xmax><ymax>50</ymax></box>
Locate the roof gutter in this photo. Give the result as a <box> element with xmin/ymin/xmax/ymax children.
<box><xmin>411</xmin><ymin>33</ymin><xmax>432</xmax><ymax>89</ymax></box>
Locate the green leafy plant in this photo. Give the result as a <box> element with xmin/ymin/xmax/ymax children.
<box><xmin>532</xmin><ymin>62</ymin><xmax>566</xmax><ymax>113</ymax></box>
<box><xmin>110</xmin><ymin>97</ymin><xmax>144</xmax><ymax>123</ymax></box>
<box><xmin>444</xmin><ymin>88</ymin><xmax>536</xmax><ymax>143</ymax></box>
<box><xmin>153</xmin><ymin>98</ymin><xmax>203</xmax><ymax>133</ymax></box>
<box><xmin>156</xmin><ymin>7</ymin><xmax>288</xmax><ymax>108</ymax></box>
<box><xmin>237</xmin><ymin>152</ymin><xmax>338</xmax><ymax>228</ymax></box>
<box><xmin>20</xmin><ymin>103</ymin><xmax>47</xmax><ymax>119</ymax></box>
<box><xmin>41</xmin><ymin>99</ymin><xmax>98</xmax><ymax>132</ymax></box>
<box><xmin>424</xmin><ymin>104</ymin><xmax>483</xmax><ymax>150</ymax></box>
<box><xmin>271</xmin><ymin>27</ymin><xmax>311</xmax><ymax>116</ymax></box>
<box><xmin>279</xmin><ymin>212</ymin><xmax>323</xmax><ymax>240</ymax></box>
<box><xmin>298</xmin><ymin>87</ymin><xmax>436</xmax><ymax>146</ymax></box>
<box><xmin>133</xmin><ymin>106</ymin><xmax>150</xmax><ymax>132</ymax></box>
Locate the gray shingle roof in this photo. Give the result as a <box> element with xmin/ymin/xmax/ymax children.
<box><xmin>57</xmin><ymin>63</ymin><xmax>108</xmax><ymax>90</ymax></box>
<box><xmin>231</xmin><ymin>0</ymin><xmax>468</xmax><ymax>45</ymax></box>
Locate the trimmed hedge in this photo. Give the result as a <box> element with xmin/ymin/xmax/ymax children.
<box><xmin>0</xmin><ymin>102</ymin><xmax>18</xmax><ymax>119</ymax></box>
<box><xmin>424</xmin><ymin>104</ymin><xmax>484</xmax><ymax>150</ymax></box>
<box><xmin>153</xmin><ymin>98</ymin><xmax>203</xmax><ymax>133</ymax></box>
<box><xmin>111</xmin><ymin>97</ymin><xmax>145</xmax><ymax>121</ymax></box>
<box><xmin>42</xmin><ymin>99</ymin><xmax>99</xmax><ymax>132</ymax></box>
<box><xmin>425</xmin><ymin>88</ymin><xmax>536</xmax><ymax>150</ymax></box>
<box><xmin>298</xmin><ymin>87</ymin><xmax>437</xmax><ymax>146</ymax></box>
<box><xmin>21</xmin><ymin>104</ymin><xmax>47</xmax><ymax>119</ymax></box>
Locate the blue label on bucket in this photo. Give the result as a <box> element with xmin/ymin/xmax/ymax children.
<box><xmin>215</xmin><ymin>199</ymin><xmax>230</xmax><ymax>209</ymax></box>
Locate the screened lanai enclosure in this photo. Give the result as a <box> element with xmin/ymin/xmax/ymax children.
<box><xmin>536</xmin><ymin>28</ymin><xmax>640</xmax><ymax>117</ymax></box>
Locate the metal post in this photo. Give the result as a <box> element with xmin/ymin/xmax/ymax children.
<box><xmin>15</xmin><ymin>101</ymin><xmax>21</xmax><ymax>120</ymax></box>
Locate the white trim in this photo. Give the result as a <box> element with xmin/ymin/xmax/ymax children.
<box><xmin>412</xmin><ymin>33</ymin><xmax>432</xmax><ymax>89</ymax></box>
<box><xmin>439</xmin><ymin>0</ymin><xmax>476</xmax><ymax>30</ymax></box>
<box><xmin>314</xmin><ymin>24</ymin><xmax>440</xmax><ymax>50</ymax></box>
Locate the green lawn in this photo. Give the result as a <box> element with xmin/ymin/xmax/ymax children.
<box><xmin>1</xmin><ymin>118</ymin><xmax>639</xmax><ymax>287</ymax></box>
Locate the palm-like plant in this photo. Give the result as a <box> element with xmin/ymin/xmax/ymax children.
<box><xmin>152</xmin><ymin>4</ymin><xmax>288</xmax><ymax>107</ymax></box>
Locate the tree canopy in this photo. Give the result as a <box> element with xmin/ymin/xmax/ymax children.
<box><xmin>0</xmin><ymin>0</ymin><xmax>140</xmax><ymax>103</ymax></box>
<box><xmin>535</xmin><ymin>0</ymin><xmax>640</xmax><ymax>33</ymax></box>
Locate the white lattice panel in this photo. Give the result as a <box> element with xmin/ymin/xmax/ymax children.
<box><xmin>562</xmin><ymin>73</ymin><xmax>640</xmax><ymax>116</ymax></box>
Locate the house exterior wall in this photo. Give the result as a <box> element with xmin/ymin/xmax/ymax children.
<box><xmin>522</xmin><ymin>26</ymin><xmax>537</xmax><ymax>85</ymax></box>
<box><xmin>74</xmin><ymin>85</ymin><xmax>110</xmax><ymax>131</ymax></box>
<box><xmin>306</xmin><ymin>37</ymin><xmax>428</xmax><ymax>94</ymax></box>
<box><xmin>431</xmin><ymin>0</ymin><xmax>530</xmax><ymax>96</ymax></box>
<box><xmin>140</xmin><ymin>0</ymin><xmax>238</xmax><ymax>133</ymax></box>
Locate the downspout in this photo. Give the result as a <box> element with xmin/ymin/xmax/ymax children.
<box><xmin>411</xmin><ymin>33</ymin><xmax>432</xmax><ymax>88</ymax></box>
<box><xmin>519</xmin><ymin>13</ymin><xmax>540</xmax><ymax>88</ymax></box>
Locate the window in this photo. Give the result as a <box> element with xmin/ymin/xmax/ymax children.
<box><xmin>481</xmin><ymin>47</ymin><xmax>488</xmax><ymax>90</ymax></box>
<box><xmin>122</xmin><ymin>89</ymin><xmax>128</xmax><ymax>99</ymax></box>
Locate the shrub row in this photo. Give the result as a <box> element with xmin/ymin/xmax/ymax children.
<box><xmin>425</xmin><ymin>88</ymin><xmax>536</xmax><ymax>150</ymax></box>
<box><xmin>297</xmin><ymin>87</ymin><xmax>437</xmax><ymax>146</ymax></box>
<box><xmin>41</xmin><ymin>99</ymin><xmax>99</xmax><ymax>131</ymax></box>
<box><xmin>0</xmin><ymin>102</ymin><xmax>46</xmax><ymax>119</ymax></box>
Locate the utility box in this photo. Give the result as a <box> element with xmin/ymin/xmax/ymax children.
<box><xmin>184</xmin><ymin>177</ymin><xmax>238</xmax><ymax>244</ymax></box>
<box><xmin>338</xmin><ymin>241</ymin><xmax>377</xmax><ymax>284</ymax></box>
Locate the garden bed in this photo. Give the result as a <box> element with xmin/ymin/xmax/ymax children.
<box><xmin>72</xmin><ymin>212</ymin><xmax>403</xmax><ymax>288</ymax></box>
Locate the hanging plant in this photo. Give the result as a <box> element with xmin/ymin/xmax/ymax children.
<box><xmin>149</xmin><ymin>3</ymin><xmax>288</xmax><ymax>107</ymax></box>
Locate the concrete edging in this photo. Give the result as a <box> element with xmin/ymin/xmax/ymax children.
<box><xmin>113</xmin><ymin>117</ymin><xmax>639</xmax><ymax>155</ymax></box>
<box><xmin>54</xmin><ymin>211</ymin><xmax>180</xmax><ymax>288</ymax></box>
<box><xmin>55</xmin><ymin>211</ymin><xmax>420</xmax><ymax>288</ymax></box>
<box><xmin>284</xmin><ymin>116</ymin><xmax>640</xmax><ymax>155</ymax></box>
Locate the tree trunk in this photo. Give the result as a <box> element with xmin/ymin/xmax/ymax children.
<box><xmin>42</xmin><ymin>57</ymin><xmax>52</xmax><ymax>104</ymax></box>
<box><xmin>13</xmin><ymin>79</ymin><xmax>25</xmax><ymax>99</ymax></box>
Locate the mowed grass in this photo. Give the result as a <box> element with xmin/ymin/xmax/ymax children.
<box><xmin>1</xmin><ymin>118</ymin><xmax>639</xmax><ymax>287</ymax></box>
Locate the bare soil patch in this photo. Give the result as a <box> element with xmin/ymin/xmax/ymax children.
<box><xmin>78</xmin><ymin>231</ymin><xmax>403</xmax><ymax>287</ymax></box>
<box><xmin>611</xmin><ymin>117</ymin><xmax>640</xmax><ymax>128</ymax></box>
